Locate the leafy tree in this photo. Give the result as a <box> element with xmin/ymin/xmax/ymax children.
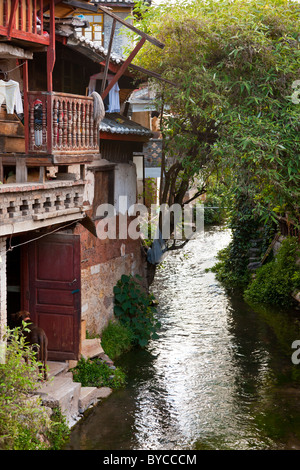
<box><xmin>131</xmin><ymin>0</ymin><xmax>300</xmax><ymax>228</ymax></box>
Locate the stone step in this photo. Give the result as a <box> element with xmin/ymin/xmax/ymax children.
<box><xmin>37</xmin><ymin>361</ymin><xmax>113</xmax><ymax>427</ymax></box>
<box><xmin>36</xmin><ymin>376</ymin><xmax>81</xmax><ymax>428</ymax></box>
<box><xmin>250</xmin><ymin>238</ymin><xmax>263</xmax><ymax>244</ymax></box>
<box><xmin>47</xmin><ymin>361</ymin><xmax>69</xmax><ymax>379</ymax></box>
<box><xmin>81</xmin><ymin>338</ymin><xmax>104</xmax><ymax>359</ymax></box>
<box><xmin>78</xmin><ymin>386</ymin><xmax>112</xmax><ymax>413</ymax></box>
<box><xmin>248</xmin><ymin>261</ymin><xmax>262</xmax><ymax>271</ymax></box>
<box><xmin>248</xmin><ymin>247</ymin><xmax>261</xmax><ymax>255</ymax></box>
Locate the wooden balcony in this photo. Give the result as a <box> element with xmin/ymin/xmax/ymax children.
<box><xmin>26</xmin><ymin>91</ymin><xmax>99</xmax><ymax>164</ymax></box>
<box><xmin>0</xmin><ymin>0</ymin><xmax>50</xmax><ymax>45</ymax></box>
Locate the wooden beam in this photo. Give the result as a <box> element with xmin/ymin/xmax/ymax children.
<box><xmin>100</xmin><ymin>18</ymin><xmax>116</xmax><ymax>96</ymax></box>
<box><xmin>7</xmin><ymin>0</ymin><xmax>18</xmax><ymax>40</ymax></box>
<box><xmin>62</xmin><ymin>0</ymin><xmax>98</xmax><ymax>12</ymax></box>
<box><xmin>97</xmin><ymin>5</ymin><xmax>165</xmax><ymax>50</ymax></box>
<box><xmin>128</xmin><ymin>63</ymin><xmax>178</xmax><ymax>87</ymax></box>
<box><xmin>100</xmin><ymin>132</ymin><xmax>150</xmax><ymax>143</ymax></box>
<box><xmin>102</xmin><ymin>37</ymin><xmax>146</xmax><ymax>100</ymax></box>
<box><xmin>0</xmin><ymin>25</ymin><xmax>50</xmax><ymax>45</ymax></box>
<box><xmin>39</xmin><ymin>0</ymin><xmax>62</xmax><ymax>14</ymax></box>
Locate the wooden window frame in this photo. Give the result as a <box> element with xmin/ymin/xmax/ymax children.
<box><xmin>89</xmin><ymin>164</ymin><xmax>115</xmax><ymax>220</ymax></box>
<box><xmin>74</xmin><ymin>12</ymin><xmax>104</xmax><ymax>45</ymax></box>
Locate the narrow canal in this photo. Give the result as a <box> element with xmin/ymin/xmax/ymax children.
<box><xmin>66</xmin><ymin>226</ymin><xmax>300</xmax><ymax>450</ymax></box>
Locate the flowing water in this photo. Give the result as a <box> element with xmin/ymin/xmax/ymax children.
<box><xmin>66</xmin><ymin>226</ymin><xmax>300</xmax><ymax>450</ymax></box>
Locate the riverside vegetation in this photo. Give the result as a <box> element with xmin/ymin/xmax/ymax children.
<box><xmin>0</xmin><ymin>325</ymin><xmax>70</xmax><ymax>450</ymax></box>
<box><xmin>71</xmin><ymin>274</ymin><xmax>160</xmax><ymax>389</ymax></box>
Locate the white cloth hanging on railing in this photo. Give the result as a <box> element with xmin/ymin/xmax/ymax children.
<box><xmin>0</xmin><ymin>79</ymin><xmax>23</xmax><ymax>114</ymax></box>
<box><xmin>91</xmin><ymin>91</ymin><xmax>105</xmax><ymax>127</ymax></box>
<box><xmin>107</xmin><ymin>81</ymin><xmax>120</xmax><ymax>113</ymax></box>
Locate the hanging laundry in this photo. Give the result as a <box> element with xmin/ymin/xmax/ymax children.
<box><xmin>0</xmin><ymin>79</ymin><xmax>23</xmax><ymax>114</ymax></box>
<box><xmin>88</xmin><ymin>73</ymin><xmax>120</xmax><ymax>113</ymax></box>
<box><xmin>108</xmin><ymin>82</ymin><xmax>120</xmax><ymax>113</ymax></box>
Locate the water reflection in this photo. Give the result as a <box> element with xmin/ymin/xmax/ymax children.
<box><xmin>66</xmin><ymin>226</ymin><xmax>300</xmax><ymax>450</ymax></box>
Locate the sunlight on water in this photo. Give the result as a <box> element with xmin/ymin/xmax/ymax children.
<box><xmin>66</xmin><ymin>226</ymin><xmax>300</xmax><ymax>451</ymax></box>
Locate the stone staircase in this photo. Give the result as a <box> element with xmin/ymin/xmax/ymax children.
<box><xmin>36</xmin><ymin>339</ymin><xmax>113</xmax><ymax>428</ymax></box>
<box><xmin>0</xmin><ymin>105</ymin><xmax>25</xmax><ymax>154</ymax></box>
<box><xmin>247</xmin><ymin>238</ymin><xmax>263</xmax><ymax>271</ymax></box>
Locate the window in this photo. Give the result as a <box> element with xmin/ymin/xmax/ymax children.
<box><xmin>74</xmin><ymin>14</ymin><xmax>104</xmax><ymax>46</ymax></box>
<box><xmin>92</xmin><ymin>165</ymin><xmax>115</xmax><ymax>219</ymax></box>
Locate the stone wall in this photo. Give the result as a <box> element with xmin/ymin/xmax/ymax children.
<box><xmin>103</xmin><ymin>12</ymin><xmax>132</xmax><ymax>56</ymax></box>
<box><xmin>0</xmin><ymin>237</ymin><xmax>6</xmax><ymax>362</ymax></box>
<box><xmin>75</xmin><ymin>217</ymin><xmax>147</xmax><ymax>336</ymax></box>
<box><xmin>143</xmin><ymin>139</ymin><xmax>162</xmax><ymax>168</ymax></box>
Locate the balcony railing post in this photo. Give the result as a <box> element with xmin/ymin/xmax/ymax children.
<box><xmin>23</xmin><ymin>60</ymin><xmax>29</xmax><ymax>154</ymax></box>
<box><xmin>47</xmin><ymin>93</ymin><xmax>53</xmax><ymax>155</ymax></box>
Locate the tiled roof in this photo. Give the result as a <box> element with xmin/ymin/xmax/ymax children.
<box><xmin>92</xmin><ymin>0</ymin><xmax>135</xmax><ymax>5</ymax></box>
<box><xmin>67</xmin><ymin>33</ymin><xmax>124</xmax><ymax>64</ymax></box>
<box><xmin>100</xmin><ymin>113</ymin><xmax>152</xmax><ymax>137</ymax></box>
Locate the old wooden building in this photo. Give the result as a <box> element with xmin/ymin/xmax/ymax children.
<box><xmin>0</xmin><ymin>0</ymin><xmax>161</xmax><ymax>364</ymax></box>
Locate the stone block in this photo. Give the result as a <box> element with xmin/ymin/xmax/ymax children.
<box><xmin>37</xmin><ymin>376</ymin><xmax>81</xmax><ymax>428</ymax></box>
<box><xmin>81</xmin><ymin>338</ymin><xmax>104</xmax><ymax>359</ymax></box>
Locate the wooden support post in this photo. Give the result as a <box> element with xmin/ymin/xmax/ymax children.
<box><xmin>39</xmin><ymin>166</ymin><xmax>46</xmax><ymax>183</ymax></box>
<box><xmin>16</xmin><ymin>157</ymin><xmax>28</xmax><ymax>183</ymax></box>
<box><xmin>100</xmin><ymin>18</ymin><xmax>116</xmax><ymax>96</ymax></box>
<box><xmin>102</xmin><ymin>37</ymin><xmax>146</xmax><ymax>101</ymax></box>
<box><xmin>22</xmin><ymin>60</ymin><xmax>29</xmax><ymax>154</ymax></box>
<box><xmin>0</xmin><ymin>157</ymin><xmax>3</xmax><ymax>183</ymax></box>
<box><xmin>47</xmin><ymin>0</ymin><xmax>56</xmax><ymax>93</ymax></box>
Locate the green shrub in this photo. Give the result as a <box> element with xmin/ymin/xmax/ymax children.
<box><xmin>46</xmin><ymin>408</ymin><xmax>70</xmax><ymax>450</ymax></box>
<box><xmin>0</xmin><ymin>326</ymin><xmax>69</xmax><ymax>450</ymax></box>
<box><xmin>203</xmin><ymin>194</ymin><xmax>227</xmax><ymax>225</ymax></box>
<box><xmin>101</xmin><ymin>320</ymin><xmax>133</xmax><ymax>360</ymax></box>
<box><xmin>113</xmin><ymin>274</ymin><xmax>161</xmax><ymax>348</ymax></box>
<box><xmin>72</xmin><ymin>357</ymin><xmax>126</xmax><ymax>389</ymax></box>
<box><xmin>210</xmin><ymin>244</ymin><xmax>250</xmax><ymax>288</ymax></box>
<box><xmin>244</xmin><ymin>237</ymin><xmax>300</xmax><ymax>307</ymax></box>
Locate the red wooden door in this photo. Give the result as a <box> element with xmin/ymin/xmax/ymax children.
<box><xmin>27</xmin><ymin>233</ymin><xmax>81</xmax><ymax>361</ymax></box>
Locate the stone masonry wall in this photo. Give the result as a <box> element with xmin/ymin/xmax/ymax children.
<box><xmin>0</xmin><ymin>237</ymin><xmax>6</xmax><ymax>362</ymax></box>
<box><xmin>144</xmin><ymin>139</ymin><xmax>163</xmax><ymax>168</ymax></box>
<box><xmin>75</xmin><ymin>216</ymin><xmax>147</xmax><ymax>335</ymax></box>
<box><xmin>103</xmin><ymin>12</ymin><xmax>132</xmax><ymax>56</ymax></box>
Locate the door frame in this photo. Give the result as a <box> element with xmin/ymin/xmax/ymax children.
<box><xmin>21</xmin><ymin>231</ymin><xmax>81</xmax><ymax>361</ymax></box>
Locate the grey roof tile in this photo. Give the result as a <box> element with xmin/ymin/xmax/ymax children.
<box><xmin>100</xmin><ymin>112</ymin><xmax>152</xmax><ymax>136</ymax></box>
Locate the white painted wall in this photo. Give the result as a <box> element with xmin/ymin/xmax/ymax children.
<box><xmin>114</xmin><ymin>162</ymin><xmax>137</xmax><ymax>214</ymax></box>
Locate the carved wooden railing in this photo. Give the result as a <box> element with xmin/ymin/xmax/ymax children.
<box><xmin>0</xmin><ymin>0</ymin><xmax>49</xmax><ymax>44</ymax></box>
<box><xmin>0</xmin><ymin>179</ymin><xmax>86</xmax><ymax>236</ymax></box>
<box><xmin>27</xmin><ymin>91</ymin><xmax>99</xmax><ymax>163</ymax></box>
